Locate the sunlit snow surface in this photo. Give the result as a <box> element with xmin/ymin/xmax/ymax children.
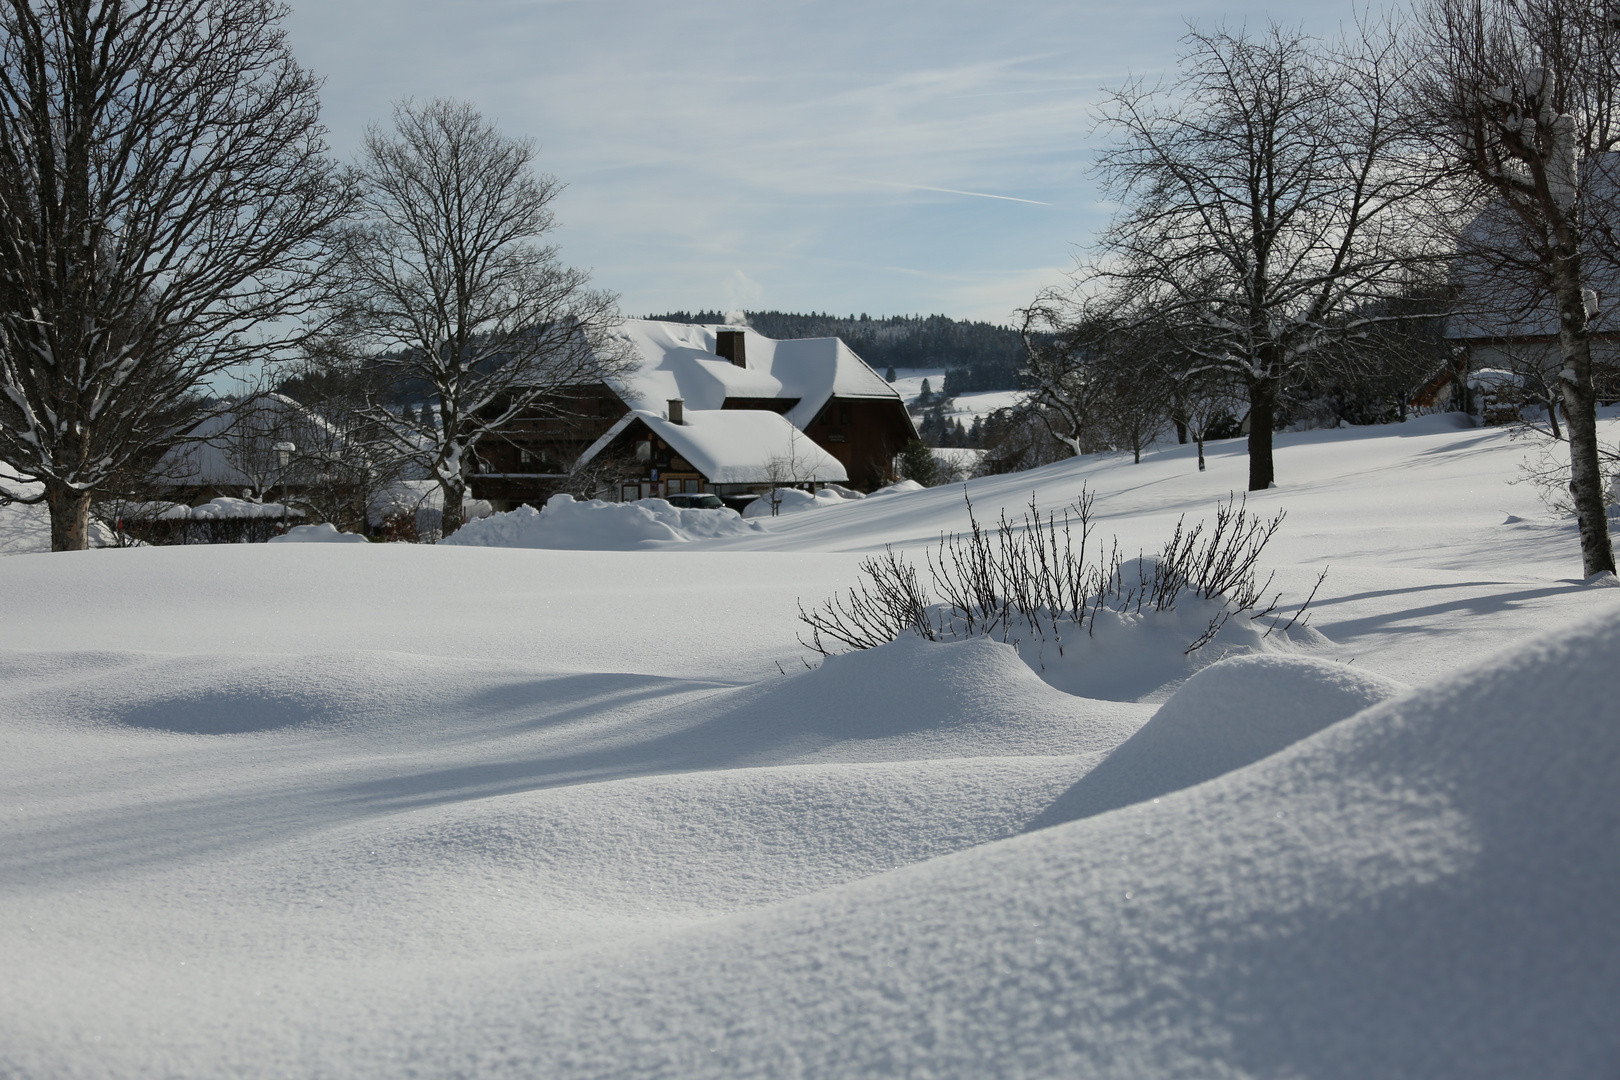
<box><xmin>3</xmin><ymin>413</ymin><xmax>1620</xmax><ymax>1078</ymax></box>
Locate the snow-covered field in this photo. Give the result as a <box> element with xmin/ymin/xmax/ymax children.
<box><xmin>4</xmin><ymin>413</ymin><xmax>1619</xmax><ymax>1078</ymax></box>
<box><xmin>888</xmin><ymin>365</ymin><xmax>1024</xmax><ymax>428</ymax></box>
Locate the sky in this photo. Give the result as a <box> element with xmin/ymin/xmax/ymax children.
<box><xmin>284</xmin><ymin>0</ymin><xmax>1366</xmax><ymax>327</ymax></box>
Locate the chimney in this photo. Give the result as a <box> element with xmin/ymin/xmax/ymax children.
<box><xmin>667</xmin><ymin>398</ymin><xmax>684</xmax><ymax>424</ymax></box>
<box><xmin>715</xmin><ymin>328</ymin><xmax>746</xmax><ymax>367</ymax></box>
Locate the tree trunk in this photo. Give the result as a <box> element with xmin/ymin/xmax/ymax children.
<box><xmin>45</xmin><ymin>484</ymin><xmax>93</xmax><ymax>552</ymax></box>
<box><xmin>1247</xmin><ymin>377</ymin><xmax>1278</xmax><ymax>491</ymax></box>
<box><xmin>1545</xmin><ymin>400</ymin><xmax>1562</xmax><ymax>441</ymax></box>
<box><xmin>1551</xmin><ymin>267</ymin><xmax>1617</xmax><ymax>577</ymax></box>
<box><xmin>1174</xmin><ymin>417</ymin><xmax>1189</xmax><ymax>444</ymax></box>
<box><xmin>440</xmin><ymin>480</ymin><xmax>465</xmax><ymax>540</ymax></box>
<box><xmin>1197</xmin><ymin>433</ymin><xmax>1207</xmax><ymax>471</ymax></box>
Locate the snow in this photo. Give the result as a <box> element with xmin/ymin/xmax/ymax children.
<box><xmin>607</xmin><ymin>320</ymin><xmax>903</xmax><ymax>430</ymax></box>
<box><xmin>267</xmin><ymin>523</ymin><xmax>371</xmax><ymax>544</ymax></box>
<box><xmin>580</xmin><ymin>408</ymin><xmax>850</xmax><ymax>484</ymax></box>
<box><xmin>887</xmin><ymin>366</ymin><xmax>1025</xmax><ymax>427</ymax></box>
<box><xmin>442</xmin><ymin>493</ymin><xmax>762</xmax><ymax>548</ymax></box>
<box><xmin>4</xmin><ymin>411</ymin><xmax>1620</xmax><ymax>1078</ymax></box>
<box><xmin>184</xmin><ymin>496</ymin><xmax>302</xmax><ymax>520</ymax></box>
<box><xmin>740</xmin><ymin>486</ymin><xmax>851</xmax><ymax>517</ymax></box>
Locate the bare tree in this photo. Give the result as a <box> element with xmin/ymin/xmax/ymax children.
<box><xmin>1086</xmin><ymin>20</ymin><xmax>1444</xmax><ymax>491</ymax></box>
<box><xmin>332</xmin><ymin>98</ymin><xmax>624</xmax><ymax>538</ymax></box>
<box><xmin>1413</xmin><ymin>0</ymin><xmax>1617</xmax><ymax>576</ymax></box>
<box><xmin>1017</xmin><ymin>293</ymin><xmax>1119</xmax><ymax>458</ymax></box>
<box><xmin>762</xmin><ymin>427</ymin><xmax>816</xmax><ymax>514</ymax></box>
<box><xmin>275</xmin><ymin>353</ymin><xmax>413</xmax><ymax>532</ymax></box>
<box><xmin>0</xmin><ymin>0</ymin><xmax>350</xmax><ymax>550</ymax></box>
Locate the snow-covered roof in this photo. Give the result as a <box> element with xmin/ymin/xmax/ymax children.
<box><xmin>1447</xmin><ymin>152</ymin><xmax>1620</xmax><ymax>341</ymax></box>
<box><xmin>153</xmin><ymin>394</ymin><xmax>340</xmax><ymax>489</ymax></box>
<box><xmin>604</xmin><ymin>320</ymin><xmax>901</xmax><ymax>430</ymax></box>
<box><xmin>580</xmin><ymin>409</ymin><xmax>849</xmax><ymax>485</ymax></box>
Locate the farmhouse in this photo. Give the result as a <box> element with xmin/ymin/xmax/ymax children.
<box><xmin>469</xmin><ymin>319</ymin><xmax>916</xmax><ymax>508</ymax></box>
<box><xmin>1435</xmin><ymin>165</ymin><xmax>1620</xmax><ymax>421</ymax></box>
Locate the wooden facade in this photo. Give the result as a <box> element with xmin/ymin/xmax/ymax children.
<box><xmin>470</xmin><ymin>392</ymin><xmax>914</xmax><ymax>509</ymax></box>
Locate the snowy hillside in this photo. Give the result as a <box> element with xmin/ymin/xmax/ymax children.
<box><xmin>3</xmin><ymin>414</ymin><xmax>1619</xmax><ymax>1078</ymax></box>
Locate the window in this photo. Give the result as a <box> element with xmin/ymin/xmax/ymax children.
<box><xmin>839</xmin><ymin>404</ymin><xmax>851</xmax><ymax>425</ymax></box>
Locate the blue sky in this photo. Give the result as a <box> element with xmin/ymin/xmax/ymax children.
<box><xmin>285</xmin><ymin>0</ymin><xmax>1357</xmax><ymax>326</ymax></box>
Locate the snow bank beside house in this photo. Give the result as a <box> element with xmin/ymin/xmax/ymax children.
<box><xmin>442</xmin><ymin>494</ymin><xmax>762</xmax><ymax>549</ymax></box>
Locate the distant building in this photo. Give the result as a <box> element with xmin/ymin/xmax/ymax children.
<box><xmin>469</xmin><ymin>320</ymin><xmax>917</xmax><ymax>508</ymax></box>
<box><xmin>1438</xmin><ymin>160</ymin><xmax>1620</xmax><ymax>419</ymax></box>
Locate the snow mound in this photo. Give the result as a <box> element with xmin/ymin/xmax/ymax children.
<box><xmin>741</xmin><ymin>487</ymin><xmax>848</xmax><ymax>518</ymax></box>
<box><xmin>257</xmin><ymin>756</ymin><xmax>1091</xmax><ymax>926</ymax></box>
<box><xmin>442</xmin><ymin>494</ymin><xmax>760</xmax><ymax>549</ymax></box>
<box><xmin>1028</xmin><ymin>652</ymin><xmax>1408</xmax><ymax>829</ymax></box>
<box><xmin>952</xmin><ymin>590</ymin><xmax>1332</xmax><ymax>702</ymax></box>
<box><xmin>690</xmin><ymin>634</ymin><xmax>1150</xmax><ymax>765</ymax></box>
<box><xmin>455</xmin><ymin>604</ymin><xmax>1620</xmax><ymax>1078</ymax></box>
<box><xmin>14</xmin><ymin>651</ymin><xmax>482</xmax><ymax>735</ymax></box>
<box><xmin>186</xmin><ymin>496</ymin><xmax>302</xmax><ymax>520</ymax></box>
<box><xmin>867</xmin><ymin>478</ymin><xmax>925</xmax><ymax>496</ymax></box>
<box><xmin>267</xmin><ymin>523</ymin><xmax>370</xmax><ymax>544</ymax></box>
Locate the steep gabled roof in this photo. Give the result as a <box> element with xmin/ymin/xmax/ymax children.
<box><xmin>153</xmin><ymin>394</ymin><xmax>339</xmax><ymax>489</ymax></box>
<box><xmin>1447</xmin><ymin>152</ymin><xmax>1620</xmax><ymax>341</ymax></box>
<box><xmin>604</xmin><ymin>319</ymin><xmax>902</xmax><ymax>428</ymax></box>
<box><xmin>578</xmin><ymin>409</ymin><xmax>848</xmax><ymax>485</ymax></box>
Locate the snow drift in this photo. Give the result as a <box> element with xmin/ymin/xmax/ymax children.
<box><xmin>402</xmin><ymin>603</ymin><xmax>1620</xmax><ymax>1079</ymax></box>
<box><xmin>267</xmin><ymin>523</ymin><xmax>370</xmax><ymax>544</ymax></box>
<box><xmin>1027</xmin><ymin>652</ymin><xmax>1409</xmax><ymax>829</ymax></box>
<box><xmin>442</xmin><ymin>494</ymin><xmax>761</xmax><ymax>549</ymax></box>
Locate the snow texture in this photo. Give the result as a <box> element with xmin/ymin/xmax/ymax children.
<box><xmin>4</xmin><ymin>411</ymin><xmax>1620</xmax><ymax>1078</ymax></box>
<box><xmin>267</xmin><ymin>523</ymin><xmax>371</xmax><ymax>544</ymax></box>
<box><xmin>607</xmin><ymin>319</ymin><xmax>902</xmax><ymax>431</ymax></box>
<box><xmin>442</xmin><ymin>493</ymin><xmax>763</xmax><ymax>549</ymax></box>
<box><xmin>740</xmin><ymin>486</ymin><xmax>851</xmax><ymax>517</ymax></box>
<box><xmin>580</xmin><ymin>408</ymin><xmax>849</xmax><ymax>484</ymax></box>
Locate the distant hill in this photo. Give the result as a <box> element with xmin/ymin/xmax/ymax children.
<box><xmin>644</xmin><ymin>311</ymin><xmax>1028</xmax><ymax>394</ymax></box>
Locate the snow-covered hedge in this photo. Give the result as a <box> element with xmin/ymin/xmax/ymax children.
<box><xmin>267</xmin><ymin>523</ymin><xmax>371</xmax><ymax>544</ymax></box>
<box><xmin>800</xmin><ymin>489</ymin><xmax>1325</xmax><ymax>697</ymax></box>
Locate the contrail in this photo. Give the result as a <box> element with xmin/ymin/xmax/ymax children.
<box><xmin>852</xmin><ymin>178</ymin><xmax>1052</xmax><ymax>206</ymax></box>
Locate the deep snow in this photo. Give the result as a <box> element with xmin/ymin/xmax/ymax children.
<box><xmin>3</xmin><ymin>413</ymin><xmax>1619</xmax><ymax>1078</ymax></box>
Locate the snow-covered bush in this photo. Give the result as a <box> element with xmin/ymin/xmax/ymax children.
<box><xmin>799</xmin><ymin>490</ymin><xmax>1324</xmax><ymax>671</ymax></box>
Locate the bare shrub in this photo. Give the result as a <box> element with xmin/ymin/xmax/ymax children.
<box><xmin>799</xmin><ymin>489</ymin><xmax>1324</xmax><ymax>662</ymax></box>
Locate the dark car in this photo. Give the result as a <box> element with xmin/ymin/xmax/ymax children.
<box><xmin>718</xmin><ymin>494</ymin><xmax>760</xmax><ymax>513</ymax></box>
<box><xmin>665</xmin><ymin>494</ymin><xmax>727</xmax><ymax>510</ymax></box>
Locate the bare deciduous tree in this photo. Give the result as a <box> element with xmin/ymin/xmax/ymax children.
<box><xmin>333</xmin><ymin>98</ymin><xmax>625</xmax><ymax>538</ymax></box>
<box><xmin>1086</xmin><ymin>20</ymin><xmax>1443</xmax><ymax>491</ymax></box>
<box><xmin>0</xmin><ymin>0</ymin><xmax>350</xmax><ymax>550</ymax></box>
<box><xmin>1413</xmin><ymin>0</ymin><xmax>1617</xmax><ymax>576</ymax></box>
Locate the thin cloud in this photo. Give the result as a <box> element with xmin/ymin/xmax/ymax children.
<box><xmin>849</xmin><ymin>178</ymin><xmax>1053</xmax><ymax>206</ymax></box>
